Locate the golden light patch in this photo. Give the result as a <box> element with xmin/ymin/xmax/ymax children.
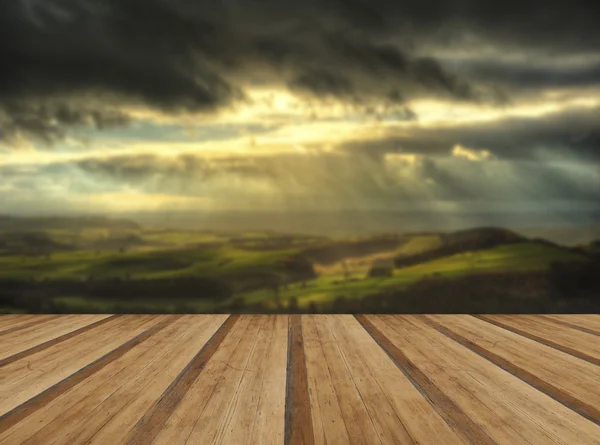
<box><xmin>451</xmin><ymin>144</ymin><xmax>494</xmax><ymax>161</ymax></box>
<box><xmin>384</xmin><ymin>153</ymin><xmax>422</xmax><ymax>166</ymax></box>
<box><xmin>84</xmin><ymin>192</ymin><xmax>211</xmax><ymax>212</ymax></box>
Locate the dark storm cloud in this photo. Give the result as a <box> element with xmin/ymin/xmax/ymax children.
<box><xmin>0</xmin><ymin>100</ymin><xmax>131</xmax><ymax>145</ymax></box>
<box><xmin>341</xmin><ymin>105</ymin><xmax>600</xmax><ymax>161</ymax></box>
<box><xmin>438</xmin><ymin>57</ymin><xmax>600</xmax><ymax>92</ymax></box>
<box><xmin>0</xmin><ymin>0</ymin><xmax>242</xmax><ymax>143</ymax></box>
<box><xmin>76</xmin><ymin>154</ymin><xmax>273</xmax><ymax>186</ymax></box>
<box><xmin>0</xmin><ymin>0</ymin><xmax>513</xmax><ymax>144</ymax></box>
<box><xmin>279</xmin><ymin>36</ymin><xmax>487</xmax><ymax>103</ymax></box>
<box><xmin>415</xmin><ymin>156</ymin><xmax>600</xmax><ymax>202</ymax></box>
<box><xmin>2</xmin><ymin>0</ymin><xmax>599</xmax><ymax>145</ymax></box>
<box><xmin>327</xmin><ymin>0</ymin><xmax>600</xmax><ymax>54</ymax></box>
<box><xmin>0</xmin><ymin>1</ymin><xmax>239</xmax><ymax>110</ymax></box>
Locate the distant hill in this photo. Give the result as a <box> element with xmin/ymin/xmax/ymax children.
<box><xmin>301</xmin><ymin>235</ymin><xmax>404</xmax><ymax>265</ymax></box>
<box><xmin>0</xmin><ymin>232</ymin><xmax>74</xmax><ymax>256</ymax></box>
<box><xmin>0</xmin><ymin>215</ymin><xmax>140</xmax><ymax>233</ymax></box>
<box><xmin>515</xmin><ymin>225</ymin><xmax>600</xmax><ymax>246</ymax></box>
<box><xmin>441</xmin><ymin>227</ymin><xmax>526</xmax><ymax>249</ymax></box>
<box><xmin>581</xmin><ymin>239</ymin><xmax>600</xmax><ymax>257</ymax></box>
<box><xmin>395</xmin><ymin>227</ymin><xmax>528</xmax><ymax>268</ymax></box>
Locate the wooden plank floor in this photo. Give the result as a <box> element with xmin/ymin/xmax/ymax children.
<box><xmin>0</xmin><ymin>315</ymin><xmax>598</xmax><ymax>444</ymax></box>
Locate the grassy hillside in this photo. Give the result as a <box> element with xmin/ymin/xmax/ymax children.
<box><xmin>0</xmin><ymin>246</ymin><xmax>305</xmax><ymax>283</ymax></box>
<box><xmin>395</xmin><ymin>235</ymin><xmax>442</xmax><ymax>257</ymax></box>
<box><xmin>237</xmin><ymin>242</ymin><xmax>587</xmax><ymax>308</ymax></box>
<box><xmin>516</xmin><ymin>225</ymin><xmax>600</xmax><ymax>246</ymax></box>
<box><xmin>0</xmin><ymin>218</ymin><xmax>592</xmax><ymax>313</ymax></box>
<box><xmin>0</xmin><ymin>215</ymin><xmax>139</xmax><ymax>233</ymax></box>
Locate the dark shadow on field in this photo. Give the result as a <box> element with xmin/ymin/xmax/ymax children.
<box><xmin>1</xmin><ymin>224</ymin><xmax>599</xmax><ymax>315</ymax></box>
<box><xmin>1</xmin><ymin>259</ymin><xmax>599</xmax><ymax>314</ymax></box>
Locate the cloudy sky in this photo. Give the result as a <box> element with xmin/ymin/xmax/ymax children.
<box><xmin>1</xmin><ymin>0</ymin><xmax>599</xmax><ymax>221</ymax></box>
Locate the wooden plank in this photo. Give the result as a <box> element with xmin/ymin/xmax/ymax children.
<box><xmin>148</xmin><ymin>315</ymin><xmax>252</xmax><ymax>445</ymax></box>
<box><xmin>150</xmin><ymin>316</ymin><xmax>265</xmax><ymax>445</ymax></box>
<box><xmin>358</xmin><ymin>315</ymin><xmax>495</xmax><ymax>445</ymax></box>
<box><xmin>285</xmin><ymin>315</ymin><xmax>314</xmax><ymax>445</ymax></box>
<box><xmin>476</xmin><ymin>315</ymin><xmax>600</xmax><ymax>365</ymax></box>
<box><xmin>46</xmin><ymin>315</ymin><xmax>228</xmax><ymax>445</ymax></box>
<box><xmin>329</xmin><ymin>315</ymin><xmax>465</xmax><ymax>444</ymax></box>
<box><xmin>0</xmin><ymin>315</ymin><xmax>112</xmax><ymax>360</ymax></box>
<box><xmin>302</xmin><ymin>315</ymin><xmax>350</xmax><ymax>445</ymax></box>
<box><xmin>423</xmin><ymin>315</ymin><xmax>600</xmax><ymax>425</ymax></box>
<box><xmin>125</xmin><ymin>314</ymin><xmax>239</xmax><ymax>445</ymax></box>
<box><xmin>0</xmin><ymin>314</ymin><xmax>598</xmax><ymax>444</ymax></box>
<box><xmin>542</xmin><ymin>315</ymin><xmax>600</xmax><ymax>335</ymax></box>
<box><xmin>246</xmin><ymin>315</ymin><xmax>288</xmax><ymax>445</ymax></box>
<box><xmin>371</xmin><ymin>316</ymin><xmax>600</xmax><ymax>445</ymax></box>
<box><xmin>534</xmin><ymin>315</ymin><xmax>600</xmax><ymax>337</ymax></box>
<box><xmin>0</xmin><ymin>316</ymin><xmax>39</xmax><ymax>331</ymax></box>
<box><xmin>198</xmin><ymin>315</ymin><xmax>288</xmax><ymax>445</ymax></box>
<box><xmin>0</xmin><ymin>315</ymin><xmax>61</xmax><ymax>337</ymax></box>
<box><xmin>325</xmin><ymin>315</ymin><xmax>415</xmax><ymax>444</ymax></box>
<box><xmin>312</xmin><ymin>315</ymin><xmax>384</xmax><ymax>444</ymax></box>
<box><xmin>0</xmin><ymin>315</ymin><xmax>118</xmax><ymax>367</ymax></box>
<box><xmin>521</xmin><ymin>315</ymin><xmax>600</xmax><ymax>338</ymax></box>
<box><xmin>182</xmin><ymin>316</ymin><xmax>266</xmax><ymax>445</ymax></box>
<box><xmin>0</xmin><ymin>315</ymin><xmax>169</xmax><ymax>418</ymax></box>
<box><xmin>0</xmin><ymin>315</ymin><xmax>203</xmax><ymax>445</ymax></box>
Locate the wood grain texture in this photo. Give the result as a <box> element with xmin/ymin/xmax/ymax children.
<box><xmin>306</xmin><ymin>315</ymin><xmax>384</xmax><ymax>445</ymax></box>
<box><xmin>126</xmin><ymin>314</ymin><xmax>237</xmax><ymax>445</ymax></box>
<box><xmin>150</xmin><ymin>315</ymin><xmax>253</xmax><ymax>445</ymax></box>
<box><xmin>285</xmin><ymin>315</ymin><xmax>314</xmax><ymax>445</ymax></box>
<box><xmin>0</xmin><ymin>316</ymin><xmax>41</xmax><ymax>332</ymax></box>
<box><xmin>0</xmin><ymin>315</ymin><xmax>62</xmax><ymax>337</ymax></box>
<box><xmin>0</xmin><ymin>315</ymin><xmax>119</xmax><ymax>368</ymax></box>
<box><xmin>536</xmin><ymin>315</ymin><xmax>600</xmax><ymax>336</ymax></box>
<box><xmin>328</xmin><ymin>315</ymin><xmax>465</xmax><ymax>444</ymax></box>
<box><xmin>0</xmin><ymin>314</ymin><xmax>598</xmax><ymax>445</ymax></box>
<box><xmin>357</xmin><ymin>315</ymin><xmax>496</xmax><ymax>445</ymax></box>
<box><xmin>543</xmin><ymin>315</ymin><xmax>600</xmax><ymax>333</ymax></box>
<box><xmin>0</xmin><ymin>315</ymin><xmax>211</xmax><ymax>445</ymax></box>
<box><xmin>302</xmin><ymin>315</ymin><xmax>350</xmax><ymax>445</ymax></box>
<box><xmin>375</xmin><ymin>315</ymin><xmax>600</xmax><ymax>445</ymax></box>
<box><xmin>476</xmin><ymin>315</ymin><xmax>600</xmax><ymax>365</ymax></box>
<box><xmin>422</xmin><ymin>315</ymin><xmax>600</xmax><ymax>425</ymax></box>
<box><xmin>0</xmin><ymin>315</ymin><xmax>175</xmax><ymax>433</ymax></box>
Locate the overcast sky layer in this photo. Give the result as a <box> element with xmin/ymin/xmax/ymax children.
<box><xmin>1</xmin><ymin>0</ymin><xmax>599</xmax><ymax>225</ymax></box>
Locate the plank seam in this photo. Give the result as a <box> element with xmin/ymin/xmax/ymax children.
<box><xmin>473</xmin><ymin>315</ymin><xmax>600</xmax><ymax>367</ymax></box>
<box><xmin>211</xmin><ymin>316</ymin><xmax>266</xmax><ymax>445</ymax></box>
<box><xmin>125</xmin><ymin>314</ymin><xmax>239</xmax><ymax>445</ymax></box>
<box><xmin>326</xmin><ymin>315</ymin><xmax>410</xmax><ymax>445</ymax></box>
<box><xmin>312</xmin><ymin>317</ymin><xmax>354</xmax><ymax>443</ymax></box>
<box><xmin>536</xmin><ymin>316</ymin><xmax>600</xmax><ymax>337</ymax></box>
<box><xmin>420</xmin><ymin>315</ymin><xmax>600</xmax><ymax>426</ymax></box>
<box><xmin>246</xmin><ymin>316</ymin><xmax>278</xmax><ymax>443</ymax></box>
<box><xmin>0</xmin><ymin>316</ymin><xmax>36</xmax><ymax>332</ymax></box>
<box><xmin>355</xmin><ymin>315</ymin><xmax>497</xmax><ymax>445</ymax></box>
<box><xmin>284</xmin><ymin>315</ymin><xmax>315</xmax><ymax>445</ymax></box>
<box><xmin>80</xmin><ymin>316</ymin><xmax>215</xmax><ymax>445</ymax></box>
<box><xmin>0</xmin><ymin>316</ymin><xmax>58</xmax><ymax>337</ymax></box>
<box><xmin>0</xmin><ymin>315</ymin><xmax>123</xmax><ymax>368</ymax></box>
<box><xmin>0</xmin><ymin>315</ymin><xmax>179</xmax><ymax>434</ymax></box>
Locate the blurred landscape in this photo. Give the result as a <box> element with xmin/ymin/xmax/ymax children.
<box><xmin>1</xmin><ymin>214</ymin><xmax>599</xmax><ymax>314</ymax></box>
<box><xmin>3</xmin><ymin>0</ymin><xmax>600</xmax><ymax>316</ymax></box>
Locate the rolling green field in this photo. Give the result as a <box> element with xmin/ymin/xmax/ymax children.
<box><xmin>0</xmin><ymin>221</ymin><xmax>591</xmax><ymax>312</ymax></box>
<box><xmin>394</xmin><ymin>235</ymin><xmax>442</xmax><ymax>257</ymax></box>
<box><xmin>0</xmin><ymin>246</ymin><xmax>301</xmax><ymax>283</ymax></box>
<box><xmin>236</xmin><ymin>242</ymin><xmax>586</xmax><ymax>307</ymax></box>
<box><xmin>51</xmin><ymin>295</ymin><xmax>217</xmax><ymax>313</ymax></box>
